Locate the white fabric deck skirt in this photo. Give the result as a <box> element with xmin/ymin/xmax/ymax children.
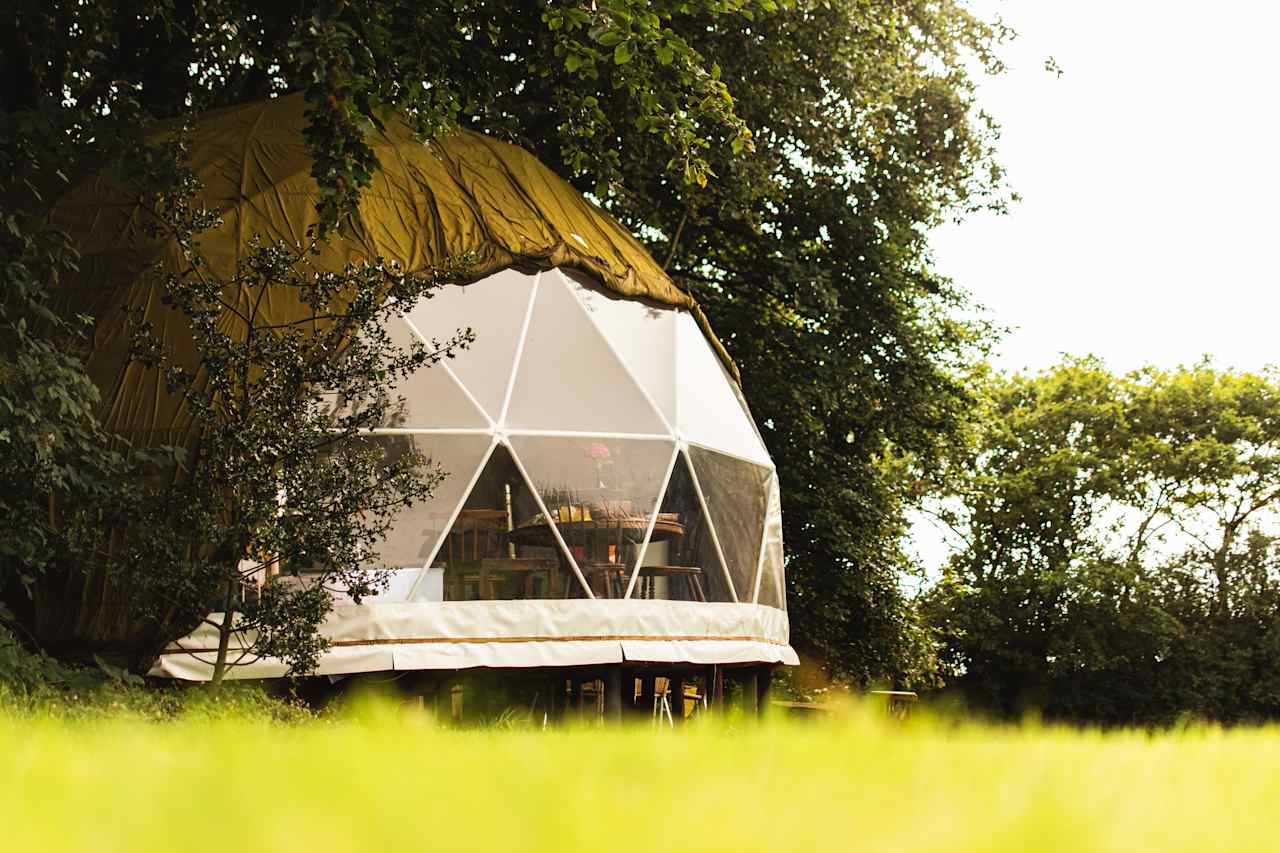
<box><xmin>149</xmin><ymin>600</ymin><xmax>798</xmax><ymax>681</ymax></box>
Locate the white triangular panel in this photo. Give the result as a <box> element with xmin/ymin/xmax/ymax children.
<box><xmin>371</xmin><ymin>433</ymin><xmax>495</xmax><ymax>571</ymax></box>
<box><xmin>505</xmin><ymin>271</ymin><xmax>667</xmax><ymax>435</ymax></box>
<box><xmin>380</xmin><ymin>315</ymin><xmax>489</xmax><ymax>428</ymax></box>
<box><xmin>403</xmin><ymin>268</ymin><xmax>537</xmax><ymax>422</ymax></box>
<box><xmin>563</xmin><ymin>270</ymin><xmax>677</xmax><ymax>424</ymax></box>
<box><xmin>674</xmin><ymin>312</ymin><xmax>771</xmax><ymax>465</ymax></box>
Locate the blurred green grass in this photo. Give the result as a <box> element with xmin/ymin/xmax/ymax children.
<box><xmin>3</xmin><ymin>701</ymin><xmax>1273</xmax><ymax>853</ymax></box>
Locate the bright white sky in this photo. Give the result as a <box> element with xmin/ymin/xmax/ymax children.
<box><xmin>912</xmin><ymin>0</ymin><xmax>1280</xmax><ymax>574</ymax></box>
<box><xmin>930</xmin><ymin>0</ymin><xmax>1280</xmax><ymax>375</ymax></box>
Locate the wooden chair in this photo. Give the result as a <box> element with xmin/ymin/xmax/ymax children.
<box><xmin>674</xmin><ymin>511</ymin><xmax>705</xmax><ymax>565</ymax></box>
<box><xmin>444</xmin><ymin>508</ymin><xmax>510</xmax><ymax>600</ymax></box>
<box><xmin>445</xmin><ymin>509</ymin><xmax>508</xmax><ymax>562</ymax></box>
<box><xmin>652</xmin><ymin>676</ymin><xmax>675</xmax><ymax>727</ymax></box>
<box><xmin>634</xmin><ymin>565</ymin><xmax>707</xmax><ymax>602</ymax></box>
<box><xmin>581</xmin><ymin>563</ymin><xmax>627</xmax><ymax>598</ymax></box>
<box><xmin>566</xmin><ymin>512</ymin><xmax>629</xmax><ymax>598</ymax></box>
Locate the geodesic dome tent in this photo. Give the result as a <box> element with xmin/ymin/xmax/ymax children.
<box><xmin>39</xmin><ymin>94</ymin><xmax>795</xmax><ymax>678</ymax></box>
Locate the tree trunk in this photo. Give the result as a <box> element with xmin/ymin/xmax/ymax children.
<box><xmin>603</xmin><ymin>666</ymin><xmax>623</xmax><ymax>724</ymax></box>
<box><xmin>210</xmin><ymin>577</ymin><xmax>238</xmax><ymax>687</ymax></box>
<box><xmin>1212</xmin><ymin>520</ymin><xmax>1242</xmax><ymax>618</ymax></box>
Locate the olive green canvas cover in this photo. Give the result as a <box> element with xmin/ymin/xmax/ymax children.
<box><xmin>46</xmin><ymin>93</ymin><xmax>735</xmax><ymax>448</ymax></box>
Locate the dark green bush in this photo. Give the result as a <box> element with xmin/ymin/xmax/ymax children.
<box><xmin>0</xmin><ymin>627</ymin><xmax>311</xmax><ymax>722</ymax></box>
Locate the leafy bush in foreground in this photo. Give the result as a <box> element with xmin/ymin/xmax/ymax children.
<box><xmin>0</xmin><ymin>627</ymin><xmax>308</xmax><ymax>723</ymax></box>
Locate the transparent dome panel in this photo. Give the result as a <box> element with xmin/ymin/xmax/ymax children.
<box><xmin>509</xmin><ymin>434</ymin><xmax>675</xmax><ymax>598</ymax></box>
<box><xmin>362</xmin><ymin>432</ymin><xmax>494</xmax><ymax>571</ymax></box>
<box><xmin>403</xmin><ymin>268</ymin><xmax>537</xmax><ymax>422</ymax></box>
<box><xmin>438</xmin><ymin>443</ymin><xmax>590</xmax><ymax>600</ymax></box>
<box><xmin>561</xmin><ymin>270</ymin><xmax>677</xmax><ymax>424</ymax></box>
<box><xmin>674</xmin><ymin>312</ymin><xmax>771</xmax><ymax>465</ymax></box>
<box><xmin>504</xmin><ymin>269</ymin><xmax>667</xmax><ymax>435</ymax></box>
<box><xmin>632</xmin><ymin>449</ymin><xmax>734</xmax><ymax>602</ymax></box>
<box><xmin>687</xmin><ymin>445</ymin><xmax>771</xmax><ymax>603</ymax></box>
<box><xmin>758</xmin><ymin>538</ymin><xmax>785</xmax><ymax>610</ymax></box>
<box><xmin>758</xmin><ymin>473</ymin><xmax>786</xmax><ymax>609</ymax></box>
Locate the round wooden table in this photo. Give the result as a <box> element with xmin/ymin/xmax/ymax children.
<box><xmin>508</xmin><ymin>513</ymin><xmax>686</xmax><ymax>598</ymax></box>
<box><xmin>507</xmin><ymin>514</ymin><xmax>685</xmax><ymax>548</ymax></box>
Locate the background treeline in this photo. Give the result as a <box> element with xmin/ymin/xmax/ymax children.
<box><xmin>923</xmin><ymin>358</ymin><xmax>1280</xmax><ymax>725</ymax></box>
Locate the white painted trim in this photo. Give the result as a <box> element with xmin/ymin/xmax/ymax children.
<box><xmin>505</xmin><ymin>429</ymin><xmax>672</xmax><ymax>441</ymax></box>
<box><xmin>498</xmin><ymin>270</ymin><xmax>541</xmax><ymax>429</ymax></box>
<box><xmin>364</xmin><ymin>428</ymin><xmax>671</xmax><ymax>439</ymax></box>
<box><xmin>750</xmin><ymin>474</ymin><xmax>774</xmax><ymax>604</ymax></box>
<box><xmin>366</xmin><ymin>427</ymin><xmax>493</xmax><ymax>436</ymax></box>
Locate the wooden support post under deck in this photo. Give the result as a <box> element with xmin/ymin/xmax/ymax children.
<box><xmin>604</xmin><ymin>666</ymin><xmax>623</xmax><ymax>723</ymax></box>
<box><xmin>757</xmin><ymin>665</ymin><xmax>773</xmax><ymax>718</ymax></box>
<box><xmin>546</xmin><ymin>675</ymin><xmax>564</xmax><ymax>723</ymax></box>
<box><xmin>449</xmin><ymin>678</ymin><xmax>464</xmax><ymax>723</ymax></box>
<box><xmin>741</xmin><ymin>668</ymin><xmax>759</xmax><ymax>718</ymax></box>
<box><xmin>704</xmin><ymin>664</ymin><xmax>724</xmax><ymax>712</ymax></box>
<box><xmin>670</xmin><ymin>676</ymin><xmax>686</xmax><ymax>724</ymax></box>
<box><xmin>640</xmin><ymin>672</ymin><xmax>655</xmax><ymax>717</ymax></box>
<box><xmin>622</xmin><ymin>667</ymin><xmax>637</xmax><ymax>715</ymax></box>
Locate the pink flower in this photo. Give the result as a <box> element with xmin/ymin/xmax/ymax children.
<box><xmin>586</xmin><ymin>441</ymin><xmax>611</xmax><ymax>460</ymax></box>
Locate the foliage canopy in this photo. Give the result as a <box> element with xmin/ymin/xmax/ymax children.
<box><xmin>927</xmin><ymin>359</ymin><xmax>1280</xmax><ymax>724</ymax></box>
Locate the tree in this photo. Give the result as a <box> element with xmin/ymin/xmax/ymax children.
<box><xmin>0</xmin><ymin>217</ymin><xmax>123</xmax><ymax>593</ymax></box>
<box><xmin>3</xmin><ymin>0</ymin><xmax>1010</xmax><ymax>682</ymax></box>
<box><xmin>473</xmin><ymin>0</ymin><xmax>1010</xmax><ymax>684</ymax></box>
<box><xmin>927</xmin><ymin>359</ymin><xmax>1280</xmax><ymax>724</ymax></box>
<box><xmin>640</xmin><ymin>2</ymin><xmax>1007</xmax><ymax>684</ymax></box>
<box><xmin>0</xmin><ymin>108</ymin><xmax>163</xmax><ymax>652</ymax></box>
<box><xmin>111</xmin><ymin>135</ymin><xmax>477</xmax><ymax>683</ymax></box>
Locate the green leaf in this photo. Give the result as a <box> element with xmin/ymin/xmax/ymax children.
<box><xmin>656</xmin><ymin>44</ymin><xmax>674</xmax><ymax>65</ymax></box>
<box><xmin>565</xmin><ymin>53</ymin><xmax>584</xmax><ymax>73</ymax></box>
<box><xmin>614</xmin><ymin>43</ymin><xmax>632</xmax><ymax>65</ymax></box>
